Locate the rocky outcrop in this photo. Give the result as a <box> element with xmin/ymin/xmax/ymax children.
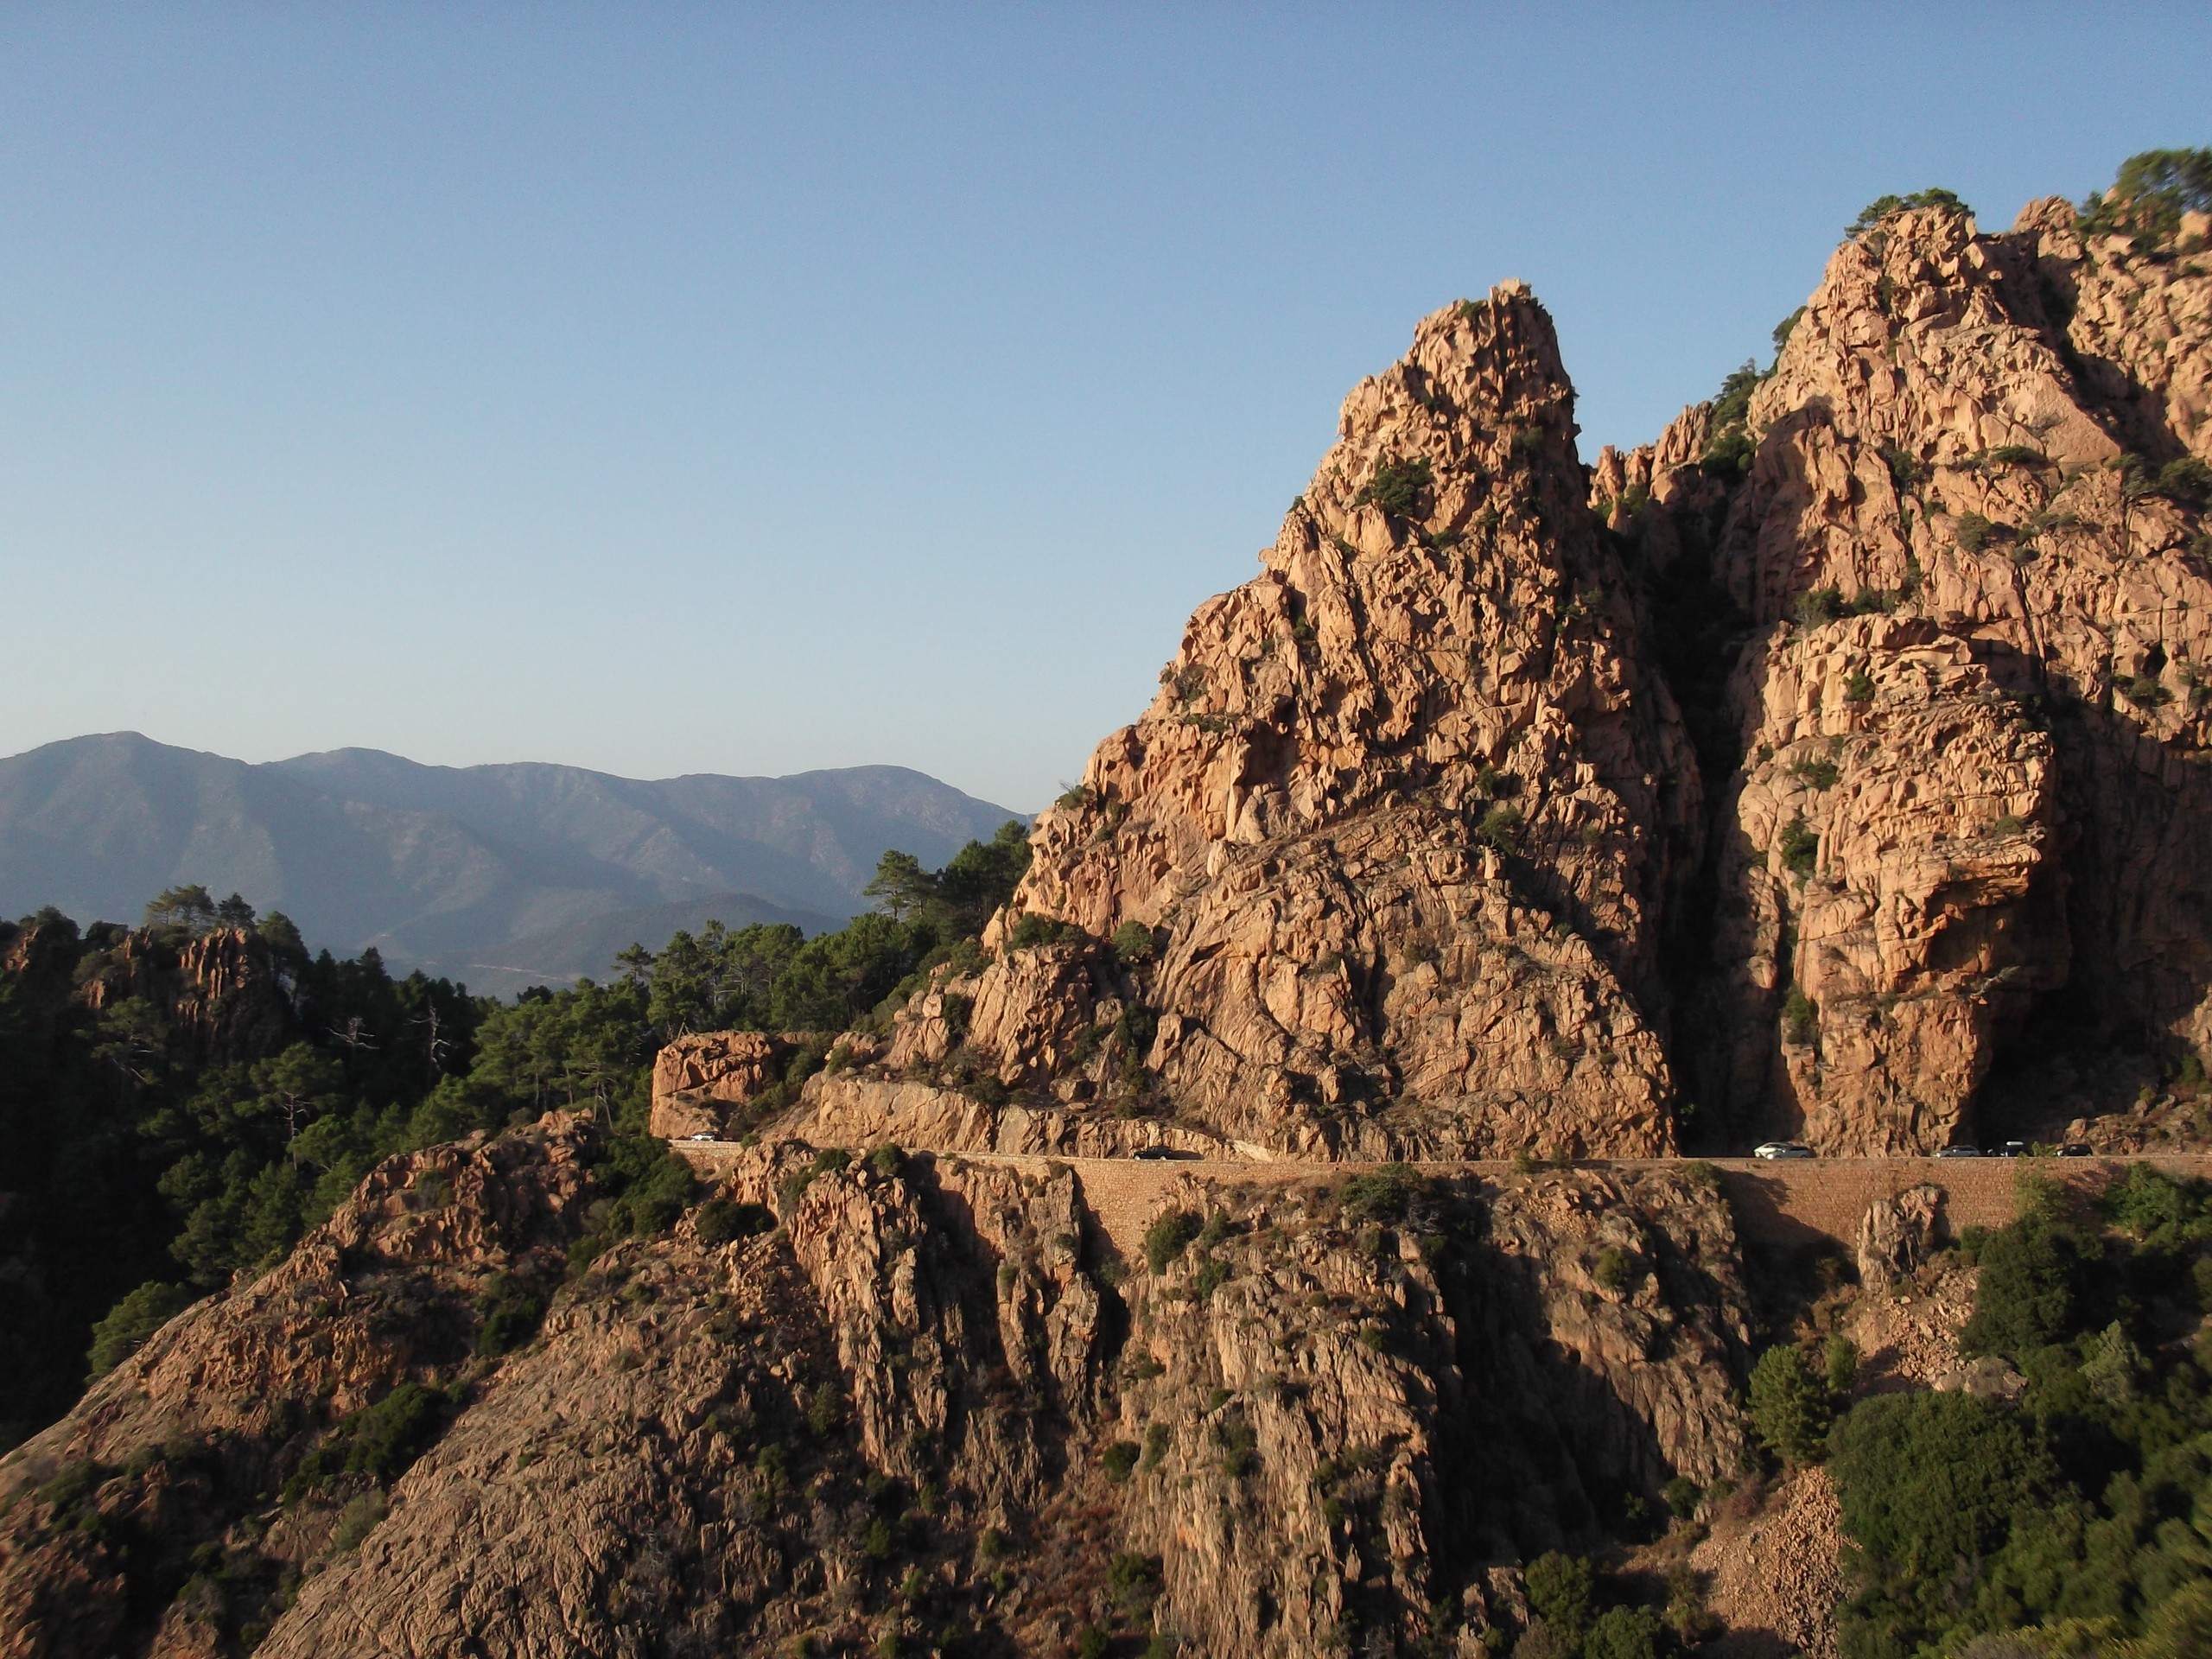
<box><xmin>832</xmin><ymin>287</ymin><xmax>1699</xmax><ymax>1160</ymax></box>
<box><xmin>1606</xmin><ymin>200</ymin><xmax>2212</xmax><ymax>1150</ymax></box>
<box><xmin>1109</xmin><ymin>1163</ymin><xmax>1749</xmax><ymax>1656</ymax></box>
<box><xmin>788</xmin><ymin>1073</ymin><xmax>1255</xmax><ymax>1160</ymax></box>
<box><xmin>75</xmin><ymin>925</ymin><xmax>291</xmax><ymax>1065</ymax></box>
<box><xmin>0</xmin><ymin>1125</ymin><xmax>1757</xmax><ymax>1656</ymax></box>
<box><xmin>1853</xmin><ymin>1183</ymin><xmax>1945</xmax><ymax>1288</ymax></box>
<box><xmin>649</xmin><ymin>1030</ymin><xmax>813</xmax><ymax>1139</ymax></box>
<box><xmin>0</xmin><ymin>1115</ymin><xmax>601</xmax><ymax>1656</ymax></box>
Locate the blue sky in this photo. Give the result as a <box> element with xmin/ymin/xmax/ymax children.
<box><xmin>3</xmin><ymin>4</ymin><xmax>2204</xmax><ymax>813</ymax></box>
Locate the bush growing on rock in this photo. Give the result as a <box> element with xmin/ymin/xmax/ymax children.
<box><xmin>1352</xmin><ymin>455</ymin><xmax>1433</xmax><ymax>520</ymax></box>
<box><xmin>1101</xmin><ymin>1440</ymin><xmax>1140</xmax><ymax>1483</ymax></box>
<box><xmin>474</xmin><ymin>1274</ymin><xmax>547</xmax><ymax>1357</ymax></box>
<box><xmin>692</xmin><ymin>1196</ymin><xmax>773</xmax><ymax>1248</ymax></box>
<box><xmin>1142</xmin><ymin>1210</ymin><xmax>1200</xmax><ymax>1274</ymax></box>
<box><xmin>283</xmin><ymin>1382</ymin><xmax>450</xmax><ymax>1499</ymax></box>
<box><xmin>1778</xmin><ymin>819</ymin><xmax>1819</xmax><ymax>878</ymax></box>
<box><xmin>1522</xmin><ymin>1552</ymin><xmax>1596</xmax><ymax>1648</ymax></box>
<box><xmin>85</xmin><ymin>1281</ymin><xmax>195</xmax><ymax>1377</ymax></box>
<box><xmin>1111</xmin><ymin>922</ymin><xmax>1155</xmax><ymax>966</ymax></box>
<box><xmin>1960</xmin><ymin>1213</ymin><xmax>2100</xmax><ymax>1359</ymax></box>
<box><xmin>1583</xmin><ymin>1605</ymin><xmax>1664</xmax><ymax>1659</ymax></box>
<box><xmin>1847</xmin><ymin>188</ymin><xmax>1969</xmax><ymax>239</ymax></box>
<box><xmin>1747</xmin><ymin>1344</ymin><xmax>1830</xmax><ymax>1464</ymax></box>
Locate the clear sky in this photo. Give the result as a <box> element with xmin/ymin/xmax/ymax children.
<box><xmin>3</xmin><ymin>4</ymin><xmax>2204</xmax><ymax>812</ymax></box>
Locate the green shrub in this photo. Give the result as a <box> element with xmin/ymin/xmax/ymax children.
<box><xmin>1662</xmin><ymin>1475</ymin><xmax>1701</xmax><ymax>1519</ymax></box>
<box><xmin>331</xmin><ymin>1489</ymin><xmax>387</xmax><ymax>1552</ymax></box>
<box><xmin>1339</xmin><ymin>1164</ymin><xmax>1418</xmax><ymax>1225</ymax></box>
<box><xmin>2104</xmin><ymin>1160</ymin><xmax>2202</xmax><ymax>1238</ymax></box>
<box><xmin>1143</xmin><ymin>1211</ymin><xmax>1202</xmax><ymax>1274</ymax></box>
<box><xmin>1986</xmin><ymin>444</ymin><xmax>2048</xmax><ymax>468</ymax></box>
<box><xmin>1778</xmin><ymin>819</ymin><xmax>1819</xmax><ymax>878</ymax></box>
<box><xmin>1102</xmin><ymin>1440</ymin><xmax>1140</xmax><ymax>1483</ymax></box>
<box><xmin>1192</xmin><ymin>1257</ymin><xmax>1230</xmax><ymax>1299</ymax></box>
<box><xmin>2083</xmin><ymin>149</ymin><xmax>2212</xmax><ymax>240</ymax></box>
<box><xmin>1790</xmin><ymin>755</ymin><xmax>1840</xmax><ymax>790</ymax></box>
<box><xmin>1882</xmin><ymin>443</ymin><xmax>1930</xmax><ymax>493</ymax></box>
<box><xmin>1075</xmin><ymin>1625</ymin><xmax>1109</xmax><ymax>1659</ymax></box>
<box><xmin>86</xmin><ymin>1281</ymin><xmax>195</xmax><ymax>1377</ymax></box>
<box><xmin>1827</xmin><ymin>1390</ymin><xmax>2054</xmax><ymax>1653</ymax></box>
<box><xmin>1825</xmin><ymin>1332</ymin><xmax>1859</xmax><ymax>1396</ymax></box>
<box><xmin>1353</xmin><ymin>456</ymin><xmax>1433</xmax><ymax>519</ymax></box>
<box><xmin>1844</xmin><ymin>668</ymin><xmax>1876</xmax><ymax>702</ymax></box>
<box><xmin>1795</xmin><ymin>586</ymin><xmax>1844</xmax><ymax>626</ymax></box>
<box><xmin>1782</xmin><ymin>988</ymin><xmax>1817</xmax><ymax>1045</ymax></box>
<box><xmin>1110</xmin><ymin>921</ymin><xmax>1155</xmax><ymax>967</ymax></box>
<box><xmin>2153</xmin><ymin>456</ymin><xmax>2212</xmax><ymax>505</ymax></box>
<box><xmin>868</xmin><ymin>1144</ymin><xmax>903</xmax><ymax>1178</ymax></box>
<box><xmin>1748</xmin><ymin>1344</ymin><xmax>1831</xmax><ymax>1464</ymax></box>
<box><xmin>1473</xmin><ymin>803</ymin><xmax>1522</xmax><ymax>850</ymax></box>
<box><xmin>806</xmin><ymin>1382</ymin><xmax>843</xmax><ymax>1439</ymax></box>
<box><xmin>1584</xmin><ymin>1605</ymin><xmax>1664</xmax><ymax>1659</ymax></box>
<box><xmin>1008</xmin><ymin>913</ymin><xmax>1076</xmax><ymax>950</ymax></box>
<box><xmin>1107</xmin><ymin>1550</ymin><xmax>1162</xmax><ymax>1618</ymax></box>
<box><xmin>693</xmin><ymin>1196</ymin><xmax>773</xmax><ymax>1247</ymax></box>
<box><xmin>1522</xmin><ymin>1551</ymin><xmax>1596</xmax><ymax>1646</ymax></box>
<box><xmin>1216</xmin><ymin>1412</ymin><xmax>1258</xmax><ymax>1478</ymax></box>
<box><xmin>1141</xmin><ymin>1422</ymin><xmax>1170</xmax><ymax>1471</ymax></box>
<box><xmin>1772</xmin><ymin>306</ymin><xmax>1807</xmax><ymax>355</ymax></box>
<box><xmin>475</xmin><ymin>1274</ymin><xmax>547</xmax><ymax>1357</ymax></box>
<box><xmin>1961</xmin><ymin>1214</ymin><xmax>2099</xmax><ymax>1359</ymax></box>
<box><xmin>284</xmin><ymin>1382</ymin><xmax>448</xmax><ymax>1499</ymax></box>
<box><xmin>1593</xmin><ymin>1246</ymin><xmax>1646</xmax><ymax>1294</ymax></box>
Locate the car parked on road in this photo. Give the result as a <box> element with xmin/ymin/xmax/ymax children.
<box><xmin>684</xmin><ymin>1132</ymin><xmax>717</xmax><ymax>1142</ymax></box>
<box><xmin>1936</xmin><ymin>1145</ymin><xmax>1981</xmax><ymax>1158</ymax></box>
<box><xmin>2058</xmin><ymin>1143</ymin><xmax>2094</xmax><ymax>1158</ymax></box>
<box><xmin>1752</xmin><ymin>1141</ymin><xmax>1815</xmax><ymax>1160</ymax></box>
<box><xmin>1994</xmin><ymin>1141</ymin><xmax>2028</xmax><ymax>1158</ymax></box>
<box><xmin>1132</xmin><ymin>1146</ymin><xmax>1185</xmax><ymax>1160</ymax></box>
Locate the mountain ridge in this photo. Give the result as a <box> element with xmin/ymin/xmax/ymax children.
<box><xmin>0</xmin><ymin>732</ymin><xmax>1021</xmax><ymax>985</ymax></box>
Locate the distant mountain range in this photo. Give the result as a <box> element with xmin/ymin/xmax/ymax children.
<box><xmin>0</xmin><ymin>734</ymin><xmax>1024</xmax><ymax>995</ymax></box>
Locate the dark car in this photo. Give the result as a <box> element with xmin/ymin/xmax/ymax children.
<box><xmin>2057</xmin><ymin>1143</ymin><xmax>2094</xmax><ymax>1158</ymax></box>
<box><xmin>1994</xmin><ymin>1141</ymin><xmax>2028</xmax><ymax>1158</ymax></box>
<box><xmin>1132</xmin><ymin>1146</ymin><xmax>1184</xmax><ymax>1161</ymax></box>
<box><xmin>1935</xmin><ymin>1145</ymin><xmax>1982</xmax><ymax>1158</ymax></box>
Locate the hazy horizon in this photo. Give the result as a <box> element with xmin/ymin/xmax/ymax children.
<box><xmin>4</xmin><ymin>3</ymin><xmax>2206</xmax><ymax>809</ymax></box>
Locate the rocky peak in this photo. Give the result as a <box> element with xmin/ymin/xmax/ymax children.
<box><xmin>839</xmin><ymin>289</ymin><xmax>1700</xmax><ymax>1159</ymax></box>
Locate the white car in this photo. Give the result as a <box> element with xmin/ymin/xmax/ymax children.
<box><xmin>684</xmin><ymin>1132</ymin><xmax>718</xmax><ymax>1142</ymax></box>
<box><xmin>1752</xmin><ymin>1141</ymin><xmax>1815</xmax><ymax>1160</ymax></box>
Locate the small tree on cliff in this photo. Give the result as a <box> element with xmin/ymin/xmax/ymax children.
<box><xmin>1749</xmin><ymin>1343</ymin><xmax>1831</xmax><ymax>1464</ymax></box>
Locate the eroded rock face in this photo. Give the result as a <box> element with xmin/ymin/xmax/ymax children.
<box><xmin>0</xmin><ymin>1135</ymin><xmax>1755</xmax><ymax>1656</ymax></box>
<box><xmin>0</xmin><ymin>1116</ymin><xmax>601</xmax><ymax>1656</ymax></box>
<box><xmin>1111</xmin><ymin>1165</ymin><xmax>1749</xmax><ymax>1656</ymax></box>
<box><xmin>1612</xmin><ymin>201</ymin><xmax>2212</xmax><ymax>1149</ymax></box>
<box><xmin>649</xmin><ymin>1030</ymin><xmax>812</xmax><ymax>1138</ymax></box>
<box><xmin>846</xmin><ymin>289</ymin><xmax>1698</xmax><ymax>1159</ymax></box>
<box><xmin>1854</xmin><ymin>1184</ymin><xmax>1946</xmax><ymax>1289</ymax></box>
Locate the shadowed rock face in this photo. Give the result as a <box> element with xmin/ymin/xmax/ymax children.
<box><xmin>0</xmin><ymin>1126</ymin><xmax>1751</xmax><ymax>1657</ymax></box>
<box><xmin>1596</xmin><ymin>200</ymin><xmax>2212</xmax><ymax>1152</ymax></box>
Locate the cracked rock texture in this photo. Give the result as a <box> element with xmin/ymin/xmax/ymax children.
<box><xmin>0</xmin><ymin>1131</ymin><xmax>1755</xmax><ymax>1657</ymax></box>
<box><xmin>1608</xmin><ymin>200</ymin><xmax>2212</xmax><ymax>1150</ymax></box>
